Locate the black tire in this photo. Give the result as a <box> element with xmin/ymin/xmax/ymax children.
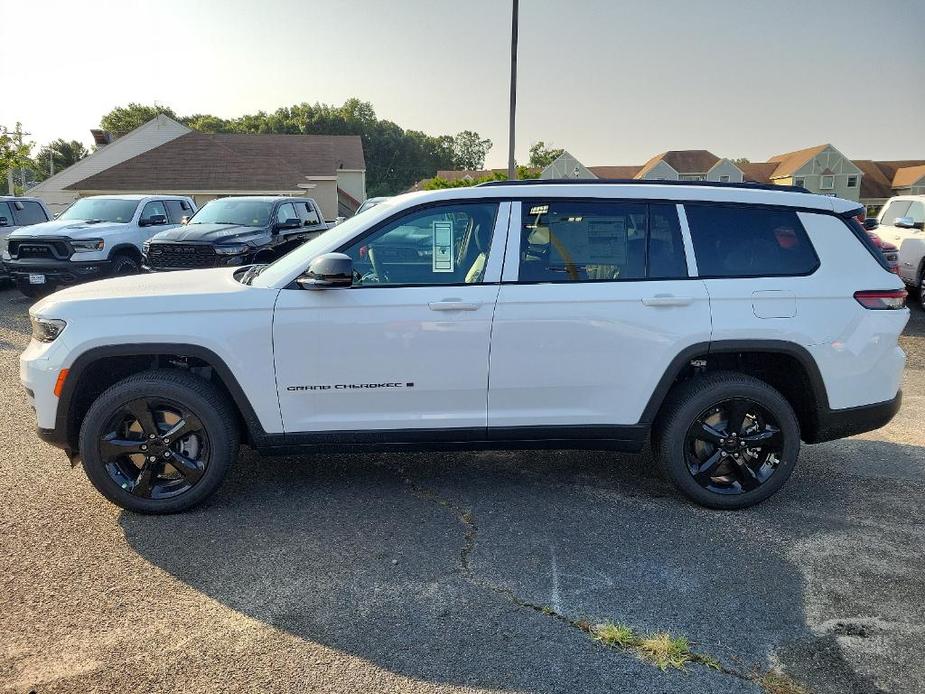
<box><xmin>918</xmin><ymin>267</ymin><xmax>925</xmax><ymax>312</ymax></box>
<box><xmin>654</xmin><ymin>371</ymin><xmax>800</xmax><ymax>510</ymax></box>
<box><xmin>110</xmin><ymin>253</ymin><xmax>140</xmax><ymax>276</ymax></box>
<box><xmin>79</xmin><ymin>370</ymin><xmax>239</xmax><ymax>514</ymax></box>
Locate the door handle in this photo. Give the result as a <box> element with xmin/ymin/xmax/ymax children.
<box><xmin>428</xmin><ymin>300</ymin><xmax>482</xmax><ymax>311</ymax></box>
<box><xmin>641</xmin><ymin>295</ymin><xmax>693</xmax><ymax>307</ymax></box>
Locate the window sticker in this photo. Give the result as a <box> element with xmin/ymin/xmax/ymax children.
<box><xmin>432</xmin><ymin>220</ymin><xmax>454</xmax><ymax>272</ymax></box>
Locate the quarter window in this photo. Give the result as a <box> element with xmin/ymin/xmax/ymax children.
<box><xmin>14</xmin><ymin>201</ymin><xmax>48</xmax><ymax>225</ymax></box>
<box><xmin>685</xmin><ymin>204</ymin><xmax>818</xmax><ymax>278</ymax></box>
<box><xmin>518</xmin><ymin>201</ymin><xmax>687</xmax><ymax>282</ymax></box>
<box><xmin>341</xmin><ymin>203</ymin><xmax>498</xmax><ymax>286</ymax></box>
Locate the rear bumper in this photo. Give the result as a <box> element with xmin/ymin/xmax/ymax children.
<box><xmin>808</xmin><ymin>391</ymin><xmax>902</xmax><ymax>443</ymax></box>
<box><xmin>7</xmin><ymin>258</ymin><xmax>111</xmax><ymax>284</ymax></box>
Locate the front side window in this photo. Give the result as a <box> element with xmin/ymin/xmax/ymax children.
<box><xmin>164</xmin><ymin>200</ymin><xmax>191</xmax><ymax>224</ymax></box>
<box><xmin>276</xmin><ymin>203</ymin><xmax>298</xmax><ymax>224</ymax></box>
<box><xmin>341</xmin><ymin>203</ymin><xmax>498</xmax><ymax>286</ymax></box>
<box><xmin>298</xmin><ymin>202</ymin><xmax>321</xmax><ymax>226</ymax></box>
<box><xmin>518</xmin><ymin>201</ymin><xmax>687</xmax><ymax>282</ymax></box>
<box><xmin>907</xmin><ymin>201</ymin><xmax>925</xmax><ymax>223</ymax></box>
<box><xmin>141</xmin><ymin>201</ymin><xmax>168</xmax><ymax>222</ymax></box>
<box><xmin>59</xmin><ymin>198</ymin><xmax>138</xmax><ymax>223</ymax></box>
<box><xmin>686</xmin><ymin>204</ymin><xmax>818</xmax><ymax>278</ymax></box>
<box><xmin>0</xmin><ymin>202</ymin><xmax>15</xmax><ymax>226</ymax></box>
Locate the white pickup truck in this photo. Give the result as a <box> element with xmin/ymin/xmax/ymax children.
<box><xmin>874</xmin><ymin>195</ymin><xmax>925</xmax><ymax>308</ymax></box>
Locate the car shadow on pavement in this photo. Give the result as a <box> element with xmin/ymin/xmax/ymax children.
<box><xmin>118</xmin><ymin>444</ymin><xmax>901</xmax><ymax>693</ymax></box>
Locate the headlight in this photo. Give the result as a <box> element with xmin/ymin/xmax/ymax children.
<box><xmin>71</xmin><ymin>238</ymin><xmax>104</xmax><ymax>253</ymax></box>
<box><xmin>31</xmin><ymin>317</ymin><xmax>67</xmax><ymax>343</ymax></box>
<box><xmin>214</xmin><ymin>244</ymin><xmax>249</xmax><ymax>255</ymax></box>
<box><xmin>142</xmin><ymin>241</ymin><xmax>151</xmax><ymax>253</ymax></box>
<box><xmin>1</xmin><ymin>249</ymin><xmax>10</xmax><ymax>261</ymax></box>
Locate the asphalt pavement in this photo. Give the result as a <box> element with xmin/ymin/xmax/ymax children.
<box><xmin>2</xmin><ymin>286</ymin><xmax>923</xmax><ymax>693</ymax></box>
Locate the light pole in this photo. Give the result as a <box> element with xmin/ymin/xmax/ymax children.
<box><xmin>507</xmin><ymin>0</ymin><xmax>519</xmax><ymax>180</ymax></box>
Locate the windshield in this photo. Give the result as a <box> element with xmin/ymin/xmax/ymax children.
<box><xmin>252</xmin><ymin>198</ymin><xmax>402</xmax><ymax>287</ymax></box>
<box><xmin>190</xmin><ymin>199</ymin><xmax>274</xmax><ymax>227</ymax></box>
<box><xmin>59</xmin><ymin>198</ymin><xmax>138</xmax><ymax>223</ymax></box>
<box><xmin>879</xmin><ymin>200</ymin><xmax>912</xmax><ymax>225</ymax></box>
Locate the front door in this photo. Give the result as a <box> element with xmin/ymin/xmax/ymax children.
<box><xmin>273</xmin><ymin>201</ymin><xmax>510</xmax><ymax>434</ymax></box>
<box><xmin>488</xmin><ymin>199</ymin><xmax>711</xmax><ymax>430</ymax></box>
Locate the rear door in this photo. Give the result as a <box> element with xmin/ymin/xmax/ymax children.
<box><xmin>488</xmin><ymin>199</ymin><xmax>711</xmax><ymax>431</ymax></box>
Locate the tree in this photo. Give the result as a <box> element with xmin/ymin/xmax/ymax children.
<box><xmin>100</xmin><ymin>103</ymin><xmax>178</xmax><ymax>135</ymax></box>
<box><xmin>0</xmin><ymin>123</ymin><xmax>35</xmax><ymax>195</ymax></box>
<box><xmin>451</xmin><ymin>131</ymin><xmax>492</xmax><ymax>170</ymax></box>
<box><xmin>33</xmin><ymin>139</ymin><xmax>89</xmax><ymax>180</ymax></box>
<box><xmin>732</xmin><ymin>157</ymin><xmax>750</xmax><ymax>166</ymax></box>
<box><xmin>528</xmin><ymin>141</ymin><xmax>564</xmax><ymax>169</ymax></box>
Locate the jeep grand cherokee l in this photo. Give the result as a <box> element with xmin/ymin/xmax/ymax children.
<box><xmin>22</xmin><ymin>181</ymin><xmax>908</xmax><ymax>514</ymax></box>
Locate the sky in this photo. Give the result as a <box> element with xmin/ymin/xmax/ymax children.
<box><xmin>2</xmin><ymin>0</ymin><xmax>923</xmax><ymax>169</ymax></box>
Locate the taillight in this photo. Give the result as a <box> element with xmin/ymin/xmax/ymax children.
<box><xmin>854</xmin><ymin>289</ymin><xmax>907</xmax><ymax>310</ymax></box>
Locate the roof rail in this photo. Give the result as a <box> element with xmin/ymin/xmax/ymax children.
<box><xmin>475</xmin><ymin>178</ymin><xmax>811</xmax><ymax>194</ymax></box>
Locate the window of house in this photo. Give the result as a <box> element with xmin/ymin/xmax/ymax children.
<box><xmin>794</xmin><ymin>177</ymin><xmax>806</xmax><ymax>188</ymax></box>
<box><xmin>340</xmin><ymin>203</ymin><xmax>499</xmax><ymax>286</ymax></box>
<box><xmin>685</xmin><ymin>204</ymin><xmax>819</xmax><ymax>278</ymax></box>
<box><xmin>820</xmin><ymin>175</ymin><xmax>835</xmax><ymax>189</ymax></box>
<box><xmin>719</xmin><ymin>175</ymin><xmax>730</xmax><ymax>183</ymax></box>
<box><xmin>517</xmin><ymin>201</ymin><xmax>687</xmax><ymax>283</ymax></box>
<box><xmin>847</xmin><ymin>175</ymin><xmax>858</xmax><ymax>188</ymax></box>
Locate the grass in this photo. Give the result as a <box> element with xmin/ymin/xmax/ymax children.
<box><xmin>591</xmin><ymin>622</ymin><xmax>641</xmax><ymax>648</ymax></box>
<box><xmin>637</xmin><ymin>632</ymin><xmax>695</xmax><ymax>671</ymax></box>
<box><xmin>758</xmin><ymin>671</ymin><xmax>810</xmax><ymax>694</ymax></box>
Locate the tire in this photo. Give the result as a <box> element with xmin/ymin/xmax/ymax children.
<box><xmin>79</xmin><ymin>369</ymin><xmax>240</xmax><ymax>514</ymax></box>
<box><xmin>918</xmin><ymin>267</ymin><xmax>925</xmax><ymax>312</ymax></box>
<box><xmin>110</xmin><ymin>253</ymin><xmax>140</xmax><ymax>276</ymax></box>
<box><xmin>654</xmin><ymin>371</ymin><xmax>800</xmax><ymax>510</ymax></box>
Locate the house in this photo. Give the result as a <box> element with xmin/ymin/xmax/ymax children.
<box><xmin>539</xmin><ymin>150</ymin><xmax>744</xmax><ymax>183</ymax></box>
<box><xmin>764</xmin><ymin>144</ymin><xmax>863</xmax><ymax>201</ymax></box>
<box><xmin>27</xmin><ymin>116</ymin><xmax>367</xmax><ymax>221</ymax></box>
<box><xmin>854</xmin><ymin>159</ymin><xmax>925</xmax><ymax>209</ymax></box>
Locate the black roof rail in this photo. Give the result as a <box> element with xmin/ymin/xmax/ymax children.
<box><xmin>474</xmin><ymin>178</ymin><xmax>811</xmax><ymax>194</ymax></box>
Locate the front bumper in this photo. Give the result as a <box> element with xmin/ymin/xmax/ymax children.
<box><xmin>809</xmin><ymin>390</ymin><xmax>903</xmax><ymax>443</ymax></box>
<box><xmin>6</xmin><ymin>258</ymin><xmax>111</xmax><ymax>285</ymax></box>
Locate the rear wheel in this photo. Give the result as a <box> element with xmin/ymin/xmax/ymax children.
<box><xmin>79</xmin><ymin>370</ymin><xmax>239</xmax><ymax>514</ymax></box>
<box><xmin>655</xmin><ymin>372</ymin><xmax>800</xmax><ymax>509</ymax></box>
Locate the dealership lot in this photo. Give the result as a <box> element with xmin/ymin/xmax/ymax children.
<box><xmin>1</xmin><ymin>287</ymin><xmax>923</xmax><ymax>693</ymax></box>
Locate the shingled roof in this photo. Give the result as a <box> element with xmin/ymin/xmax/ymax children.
<box><xmin>68</xmin><ymin>132</ymin><xmax>365</xmax><ymax>191</ymax></box>
<box><xmin>766</xmin><ymin>144</ymin><xmax>830</xmax><ymax>179</ymax></box>
<box><xmin>636</xmin><ymin>150</ymin><xmax>721</xmax><ymax>178</ymax></box>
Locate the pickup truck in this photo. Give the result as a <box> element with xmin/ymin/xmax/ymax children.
<box><xmin>143</xmin><ymin>196</ymin><xmax>330</xmax><ymax>271</ymax></box>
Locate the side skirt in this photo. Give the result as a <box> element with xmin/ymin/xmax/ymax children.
<box><xmin>255</xmin><ymin>424</ymin><xmax>649</xmax><ymax>456</ymax></box>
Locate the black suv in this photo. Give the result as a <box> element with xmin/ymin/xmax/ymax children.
<box><xmin>143</xmin><ymin>196</ymin><xmax>330</xmax><ymax>271</ymax></box>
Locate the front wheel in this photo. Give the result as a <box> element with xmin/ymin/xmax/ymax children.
<box><xmin>654</xmin><ymin>372</ymin><xmax>800</xmax><ymax>510</ymax></box>
<box><xmin>110</xmin><ymin>253</ymin><xmax>140</xmax><ymax>276</ymax></box>
<box><xmin>79</xmin><ymin>370</ymin><xmax>239</xmax><ymax>514</ymax></box>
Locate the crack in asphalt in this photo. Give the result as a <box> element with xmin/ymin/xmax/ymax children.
<box><xmin>378</xmin><ymin>461</ymin><xmax>788</xmax><ymax>691</ymax></box>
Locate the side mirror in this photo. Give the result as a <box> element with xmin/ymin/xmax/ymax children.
<box><xmin>894</xmin><ymin>216</ymin><xmax>916</xmax><ymax>229</ymax></box>
<box><xmin>276</xmin><ymin>218</ymin><xmax>302</xmax><ymax>231</ymax></box>
<box><xmin>296</xmin><ymin>252</ymin><xmax>353</xmax><ymax>289</ymax></box>
<box><xmin>862</xmin><ymin>218</ymin><xmax>879</xmax><ymax>231</ymax></box>
<box><xmin>140</xmin><ymin>214</ymin><xmax>168</xmax><ymax>227</ymax></box>
<box><xmin>181</xmin><ymin>216</ymin><xmax>189</xmax><ymax>225</ymax></box>
<box><xmin>0</xmin><ymin>217</ymin><xmax>8</xmax><ymax>227</ymax></box>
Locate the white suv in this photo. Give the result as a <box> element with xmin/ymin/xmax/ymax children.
<box><xmin>5</xmin><ymin>194</ymin><xmax>196</xmax><ymax>298</ymax></box>
<box><xmin>21</xmin><ymin>181</ymin><xmax>909</xmax><ymax>513</ymax></box>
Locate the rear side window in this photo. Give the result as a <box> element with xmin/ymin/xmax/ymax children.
<box><xmin>518</xmin><ymin>201</ymin><xmax>687</xmax><ymax>282</ymax></box>
<box><xmin>13</xmin><ymin>201</ymin><xmax>48</xmax><ymax>225</ymax></box>
<box><xmin>685</xmin><ymin>205</ymin><xmax>818</xmax><ymax>278</ymax></box>
<box><xmin>164</xmin><ymin>200</ymin><xmax>192</xmax><ymax>224</ymax></box>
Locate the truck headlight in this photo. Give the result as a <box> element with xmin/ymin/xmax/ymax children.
<box><xmin>31</xmin><ymin>317</ymin><xmax>67</xmax><ymax>343</ymax></box>
<box><xmin>1</xmin><ymin>249</ymin><xmax>10</xmax><ymax>261</ymax></box>
<box><xmin>71</xmin><ymin>238</ymin><xmax>105</xmax><ymax>253</ymax></box>
<box><xmin>214</xmin><ymin>244</ymin><xmax>249</xmax><ymax>255</ymax></box>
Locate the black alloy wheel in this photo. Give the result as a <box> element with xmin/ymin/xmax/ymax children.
<box><xmin>684</xmin><ymin>398</ymin><xmax>782</xmax><ymax>495</ymax></box>
<box><xmin>99</xmin><ymin>397</ymin><xmax>209</xmax><ymax>500</ymax></box>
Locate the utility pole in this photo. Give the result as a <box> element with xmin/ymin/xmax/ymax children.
<box><xmin>507</xmin><ymin>0</ymin><xmax>519</xmax><ymax>180</ymax></box>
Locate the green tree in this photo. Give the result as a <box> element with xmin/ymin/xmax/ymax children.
<box><xmin>100</xmin><ymin>103</ymin><xmax>178</xmax><ymax>134</ymax></box>
<box><xmin>0</xmin><ymin>123</ymin><xmax>36</xmax><ymax>195</ymax></box>
<box><xmin>33</xmin><ymin>139</ymin><xmax>89</xmax><ymax>180</ymax></box>
<box><xmin>732</xmin><ymin>157</ymin><xmax>750</xmax><ymax>166</ymax></box>
<box><xmin>451</xmin><ymin>130</ymin><xmax>492</xmax><ymax>170</ymax></box>
<box><xmin>528</xmin><ymin>141</ymin><xmax>564</xmax><ymax>169</ymax></box>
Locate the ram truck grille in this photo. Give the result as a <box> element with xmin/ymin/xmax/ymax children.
<box><xmin>146</xmin><ymin>243</ymin><xmax>219</xmax><ymax>269</ymax></box>
<box><xmin>9</xmin><ymin>239</ymin><xmax>72</xmax><ymax>260</ymax></box>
